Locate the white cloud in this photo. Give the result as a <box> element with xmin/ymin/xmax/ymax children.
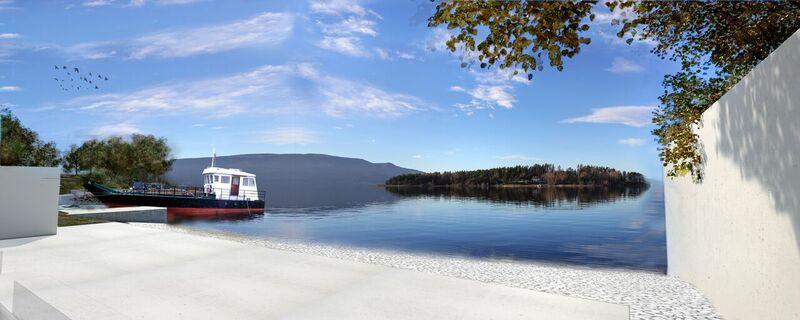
<box><xmin>0</xmin><ymin>0</ymin><xmax>17</xmax><ymax>10</ymax></box>
<box><xmin>259</xmin><ymin>128</ymin><xmax>317</xmax><ymax>145</ymax></box>
<box><xmin>374</xmin><ymin>48</ymin><xmax>390</xmax><ymax>60</ymax></box>
<box><xmin>312</xmin><ymin>0</ymin><xmax>381</xmax><ymax>58</ymax></box>
<box><xmin>64</xmin><ymin>65</ymin><xmax>300</xmax><ymax>117</ymax></box>
<box><xmin>618</xmin><ymin>138</ymin><xmax>646</xmax><ymax>147</ymax></box>
<box><xmin>89</xmin><ymin>123</ymin><xmax>141</xmax><ymax>137</ymax></box>
<box><xmin>605</xmin><ymin>57</ymin><xmax>644</xmax><ymax>74</ymax></box>
<box><xmin>61</xmin><ymin>63</ymin><xmax>425</xmax><ymax>118</ymax></box>
<box><xmin>332</xmin><ymin>123</ymin><xmax>354</xmax><ymax>130</ymax></box>
<box><xmin>321</xmin><ymin>17</ymin><xmax>377</xmax><ymax>36</ymax></box>
<box><xmin>70</xmin><ymin>12</ymin><xmax>293</xmax><ymax>60</ymax></box>
<box><xmin>592</xmin><ymin>0</ymin><xmax>632</xmax><ymax>25</ymax></box>
<box><xmin>454</xmin><ymin>85</ymin><xmax>515</xmax><ymax>112</ymax></box>
<box><xmin>412</xmin><ymin>154</ymin><xmax>423</xmax><ymax>159</ymax></box>
<box><xmin>425</xmin><ymin>28</ymin><xmax>454</xmax><ymax>54</ymax></box>
<box><xmin>310</xmin><ymin>0</ymin><xmax>364</xmax><ymax>16</ymax></box>
<box><xmin>316</xmin><ymin>71</ymin><xmax>423</xmax><ymax>117</ymax></box>
<box><xmin>562</xmin><ymin>105</ymin><xmax>656</xmax><ymax>127</ymax></box>
<box><xmin>493</xmin><ymin>155</ymin><xmax>542</xmax><ymax>161</ymax></box>
<box><xmin>591</xmin><ymin>0</ymin><xmax>656</xmax><ymax>47</ymax></box>
<box><xmin>0</xmin><ymin>85</ymin><xmax>20</xmax><ymax>92</ymax></box>
<box><xmin>0</xmin><ymin>33</ymin><xmax>19</xmax><ymax>39</ymax></box>
<box><xmin>317</xmin><ymin>36</ymin><xmax>368</xmax><ymax>57</ymax></box>
<box><xmin>83</xmin><ymin>0</ymin><xmax>205</xmax><ymax>7</ymax></box>
<box><xmin>82</xmin><ymin>0</ymin><xmax>114</xmax><ymax>6</ymax></box>
<box><xmin>596</xmin><ymin>29</ymin><xmax>658</xmax><ymax>48</ymax></box>
<box><xmin>470</xmin><ymin>85</ymin><xmax>514</xmax><ymax>109</ymax></box>
<box><xmin>428</xmin><ymin>28</ymin><xmax>528</xmax><ymax>115</ymax></box>
<box><xmin>470</xmin><ymin>67</ymin><xmax>529</xmax><ymax>85</ymax></box>
<box><xmin>396</xmin><ymin>51</ymin><xmax>415</xmax><ymax>60</ymax></box>
<box><xmin>372</xmin><ymin>48</ymin><xmax>418</xmax><ymax>61</ymax></box>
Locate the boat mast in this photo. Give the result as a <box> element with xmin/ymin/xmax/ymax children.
<box><xmin>211</xmin><ymin>147</ymin><xmax>216</xmax><ymax>168</ymax></box>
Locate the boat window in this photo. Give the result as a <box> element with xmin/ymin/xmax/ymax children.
<box><xmin>220</xmin><ymin>175</ymin><xmax>231</xmax><ymax>184</ymax></box>
<box><xmin>242</xmin><ymin>177</ymin><xmax>255</xmax><ymax>187</ymax></box>
<box><xmin>213</xmin><ymin>175</ymin><xmax>219</xmax><ymax>182</ymax></box>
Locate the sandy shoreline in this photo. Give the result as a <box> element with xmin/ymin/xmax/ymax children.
<box><xmin>131</xmin><ymin>223</ymin><xmax>720</xmax><ymax>320</ymax></box>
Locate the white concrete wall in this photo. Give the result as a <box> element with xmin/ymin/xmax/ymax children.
<box><xmin>664</xmin><ymin>29</ymin><xmax>800</xmax><ymax>320</ymax></box>
<box><xmin>0</xmin><ymin>167</ymin><xmax>60</xmax><ymax>240</ymax></box>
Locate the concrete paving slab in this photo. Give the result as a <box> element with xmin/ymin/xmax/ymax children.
<box><xmin>59</xmin><ymin>207</ymin><xmax>167</xmax><ymax>223</ymax></box>
<box><xmin>0</xmin><ymin>223</ymin><xmax>628</xmax><ymax>320</ymax></box>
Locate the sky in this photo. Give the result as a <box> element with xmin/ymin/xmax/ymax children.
<box><xmin>0</xmin><ymin>0</ymin><xmax>679</xmax><ymax>178</ymax></box>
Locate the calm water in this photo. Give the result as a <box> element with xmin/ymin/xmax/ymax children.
<box><xmin>173</xmin><ymin>182</ymin><xmax>667</xmax><ymax>272</ymax></box>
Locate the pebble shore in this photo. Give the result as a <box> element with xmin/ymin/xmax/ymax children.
<box><xmin>132</xmin><ymin>223</ymin><xmax>720</xmax><ymax>320</ymax></box>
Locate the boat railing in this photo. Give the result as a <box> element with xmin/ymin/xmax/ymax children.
<box><xmin>126</xmin><ymin>186</ymin><xmax>265</xmax><ymax>201</ymax></box>
<box><xmin>209</xmin><ymin>188</ymin><xmax>264</xmax><ymax>201</ymax></box>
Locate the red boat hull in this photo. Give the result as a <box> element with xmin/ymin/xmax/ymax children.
<box><xmin>167</xmin><ymin>206</ymin><xmax>264</xmax><ymax>216</ymax></box>
<box><xmin>103</xmin><ymin>202</ymin><xmax>263</xmax><ymax>216</ymax></box>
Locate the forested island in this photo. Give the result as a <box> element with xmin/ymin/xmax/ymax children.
<box><xmin>385</xmin><ymin>164</ymin><xmax>648</xmax><ymax>187</ymax></box>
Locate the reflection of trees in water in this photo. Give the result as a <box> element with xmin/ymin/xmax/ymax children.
<box><xmin>385</xmin><ymin>185</ymin><xmax>648</xmax><ymax>207</ymax></box>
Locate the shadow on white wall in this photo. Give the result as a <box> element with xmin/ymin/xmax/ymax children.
<box><xmin>714</xmin><ymin>40</ymin><xmax>800</xmax><ymax>253</ymax></box>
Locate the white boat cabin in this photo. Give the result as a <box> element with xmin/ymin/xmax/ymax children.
<box><xmin>202</xmin><ymin>167</ymin><xmax>259</xmax><ymax>201</ymax></box>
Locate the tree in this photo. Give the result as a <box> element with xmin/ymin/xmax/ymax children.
<box><xmin>428</xmin><ymin>1</ymin><xmax>595</xmax><ymax>78</ymax></box>
<box><xmin>0</xmin><ymin>108</ymin><xmax>60</xmax><ymax>167</ymax></box>
<box><xmin>129</xmin><ymin>134</ymin><xmax>173</xmax><ymax>182</ymax></box>
<box><xmin>62</xmin><ymin>134</ymin><xmax>174</xmax><ymax>186</ymax></box>
<box><xmin>612</xmin><ymin>1</ymin><xmax>800</xmax><ymax>179</ymax></box>
<box><xmin>428</xmin><ymin>1</ymin><xmax>800</xmax><ymax>180</ymax></box>
<box><xmin>385</xmin><ymin>164</ymin><xmax>646</xmax><ymax>187</ymax></box>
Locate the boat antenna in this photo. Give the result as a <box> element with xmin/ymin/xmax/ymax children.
<box><xmin>211</xmin><ymin>147</ymin><xmax>216</xmax><ymax>168</ymax></box>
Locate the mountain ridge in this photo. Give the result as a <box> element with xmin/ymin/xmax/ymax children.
<box><xmin>163</xmin><ymin>153</ymin><xmax>421</xmax><ymax>207</ymax></box>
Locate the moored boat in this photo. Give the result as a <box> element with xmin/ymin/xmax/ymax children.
<box><xmin>85</xmin><ymin>156</ymin><xmax>266</xmax><ymax>216</ymax></box>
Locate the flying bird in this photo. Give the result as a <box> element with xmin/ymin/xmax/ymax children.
<box><xmin>53</xmin><ymin>64</ymin><xmax>111</xmax><ymax>92</ymax></box>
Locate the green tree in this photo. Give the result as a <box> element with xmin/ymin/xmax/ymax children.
<box><xmin>612</xmin><ymin>1</ymin><xmax>800</xmax><ymax>179</ymax></box>
<box><xmin>428</xmin><ymin>1</ymin><xmax>595</xmax><ymax>78</ymax></box>
<box><xmin>63</xmin><ymin>134</ymin><xmax>174</xmax><ymax>186</ymax></box>
<box><xmin>0</xmin><ymin>108</ymin><xmax>60</xmax><ymax>167</ymax></box>
<box><xmin>129</xmin><ymin>134</ymin><xmax>173</xmax><ymax>182</ymax></box>
<box><xmin>428</xmin><ymin>0</ymin><xmax>800</xmax><ymax>180</ymax></box>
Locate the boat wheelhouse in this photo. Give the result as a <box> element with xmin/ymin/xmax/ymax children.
<box><xmin>202</xmin><ymin>167</ymin><xmax>259</xmax><ymax>201</ymax></box>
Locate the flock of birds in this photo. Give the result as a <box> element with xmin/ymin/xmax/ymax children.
<box><xmin>53</xmin><ymin>65</ymin><xmax>110</xmax><ymax>92</ymax></box>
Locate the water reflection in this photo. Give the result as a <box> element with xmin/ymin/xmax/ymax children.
<box><xmin>172</xmin><ymin>182</ymin><xmax>666</xmax><ymax>272</ymax></box>
<box><xmin>385</xmin><ymin>185</ymin><xmax>648</xmax><ymax>207</ymax></box>
<box><xmin>166</xmin><ymin>212</ymin><xmax>265</xmax><ymax>224</ymax></box>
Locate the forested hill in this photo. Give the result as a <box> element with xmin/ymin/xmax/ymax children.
<box><xmin>385</xmin><ymin>164</ymin><xmax>648</xmax><ymax>187</ymax></box>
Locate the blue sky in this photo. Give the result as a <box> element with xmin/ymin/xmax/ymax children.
<box><xmin>0</xmin><ymin>0</ymin><xmax>678</xmax><ymax>178</ymax></box>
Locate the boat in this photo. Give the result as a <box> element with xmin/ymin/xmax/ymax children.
<box><xmin>85</xmin><ymin>154</ymin><xmax>266</xmax><ymax>217</ymax></box>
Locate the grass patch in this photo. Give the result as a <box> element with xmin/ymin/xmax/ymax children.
<box><xmin>60</xmin><ymin>174</ymin><xmax>85</xmax><ymax>194</ymax></box>
<box><xmin>58</xmin><ymin>213</ymin><xmax>109</xmax><ymax>227</ymax></box>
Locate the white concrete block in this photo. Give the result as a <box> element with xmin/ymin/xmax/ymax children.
<box><xmin>0</xmin><ymin>167</ymin><xmax>60</xmax><ymax>240</ymax></box>
<box><xmin>665</xmin><ymin>29</ymin><xmax>800</xmax><ymax>320</ymax></box>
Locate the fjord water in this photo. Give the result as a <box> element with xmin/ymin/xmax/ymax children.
<box><xmin>173</xmin><ymin>182</ymin><xmax>667</xmax><ymax>272</ymax></box>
